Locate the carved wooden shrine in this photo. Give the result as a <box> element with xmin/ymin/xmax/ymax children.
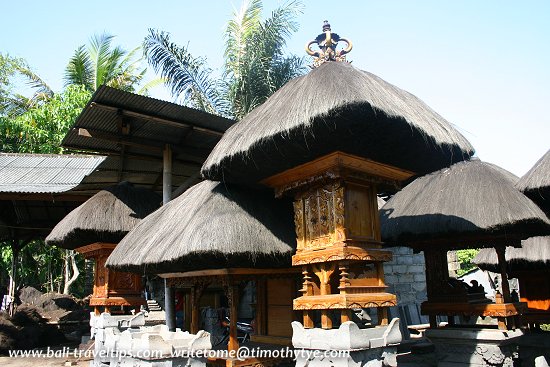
<box><xmin>421</xmin><ymin>248</ymin><xmax>526</xmax><ymax>330</ymax></box>
<box><xmin>263</xmin><ymin>152</ymin><xmax>414</xmax><ymax>329</ymax></box>
<box><xmin>75</xmin><ymin>242</ymin><xmax>144</xmax><ymax>314</ymax></box>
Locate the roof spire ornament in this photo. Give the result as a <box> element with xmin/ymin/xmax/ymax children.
<box><xmin>305</xmin><ymin>20</ymin><xmax>352</xmax><ymax>68</ymax></box>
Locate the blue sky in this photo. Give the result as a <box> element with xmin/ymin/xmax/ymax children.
<box><xmin>2</xmin><ymin>1</ymin><xmax>549</xmax><ymax>176</ymax></box>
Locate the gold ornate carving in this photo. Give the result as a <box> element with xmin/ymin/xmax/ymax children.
<box><xmin>292</xmin><ymin>246</ymin><xmax>392</xmax><ymax>266</ymax></box>
<box><xmin>305</xmin><ymin>21</ymin><xmax>352</xmax><ymax>67</ymax></box>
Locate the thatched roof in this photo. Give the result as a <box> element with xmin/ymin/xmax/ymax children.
<box><xmin>106</xmin><ymin>181</ymin><xmax>296</xmax><ymax>274</ymax></box>
<box><xmin>516</xmin><ymin>149</ymin><xmax>550</xmax><ymax>212</ymax></box>
<box><xmin>380</xmin><ymin>159</ymin><xmax>550</xmax><ymax>248</ymax></box>
<box><xmin>45</xmin><ymin>182</ymin><xmax>161</xmax><ymax>249</ymax></box>
<box><xmin>202</xmin><ymin>61</ymin><xmax>474</xmax><ymax>183</ymax></box>
<box><xmin>473</xmin><ymin>236</ymin><xmax>550</xmax><ymax>272</ymax></box>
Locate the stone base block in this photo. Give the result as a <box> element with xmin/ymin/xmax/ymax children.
<box><xmin>295</xmin><ymin>348</ymin><xmax>398</xmax><ymax>367</ymax></box>
<box><xmin>292</xmin><ymin>319</ymin><xmax>402</xmax><ymax>350</ymax></box>
<box><xmin>425</xmin><ymin>327</ymin><xmax>523</xmax><ymax>367</ymax></box>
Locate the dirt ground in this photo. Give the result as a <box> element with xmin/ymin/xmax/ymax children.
<box><xmin>0</xmin><ymin>355</ymin><xmax>89</xmax><ymax>367</ymax></box>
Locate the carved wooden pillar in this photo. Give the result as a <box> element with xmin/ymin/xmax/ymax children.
<box><xmin>190</xmin><ymin>281</ymin><xmax>209</xmax><ymax>334</ymax></box>
<box><xmin>301</xmin><ymin>267</ymin><xmax>314</xmax><ymax>328</ymax></box>
<box><xmin>262</xmin><ymin>152</ymin><xmax>413</xmax><ymax>329</ymax></box>
<box><xmin>339</xmin><ymin>262</ymin><xmax>352</xmax><ymax>323</ymax></box>
<box><xmin>223</xmin><ymin>279</ymin><xmax>240</xmax><ymax>353</ymax></box>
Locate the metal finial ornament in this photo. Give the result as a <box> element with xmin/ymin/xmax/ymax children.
<box><xmin>305</xmin><ymin>21</ymin><xmax>353</xmax><ymax>68</ymax></box>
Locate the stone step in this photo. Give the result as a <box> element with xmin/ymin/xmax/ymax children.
<box><xmin>146</xmin><ymin>299</ymin><xmax>162</xmax><ymax>311</ymax></box>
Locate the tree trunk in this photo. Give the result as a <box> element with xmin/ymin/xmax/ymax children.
<box><xmin>63</xmin><ymin>250</ymin><xmax>80</xmax><ymax>295</ymax></box>
<box><xmin>7</xmin><ymin>241</ymin><xmax>21</xmax><ymax>317</ymax></box>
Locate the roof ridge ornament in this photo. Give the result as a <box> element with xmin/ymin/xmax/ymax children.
<box><xmin>305</xmin><ymin>20</ymin><xmax>352</xmax><ymax>68</ymax></box>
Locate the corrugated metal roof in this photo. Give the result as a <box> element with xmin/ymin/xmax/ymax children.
<box><xmin>62</xmin><ymin>85</ymin><xmax>234</xmax><ymax>161</ymax></box>
<box><xmin>0</xmin><ymin>153</ymin><xmax>106</xmax><ymax>193</ymax></box>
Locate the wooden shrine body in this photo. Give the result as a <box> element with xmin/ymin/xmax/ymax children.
<box><xmin>75</xmin><ymin>242</ymin><xmax>144</xmax><ymax>313</ymax></box>
<box><xmin>509</xmin><ymin>269</ymin><xmax>550</xmax><ymax>326</ymax></box>
<box><xmin>263</xmin><ymin>152</ymin><xmax>414</xmax><ymax>329</ymax></box>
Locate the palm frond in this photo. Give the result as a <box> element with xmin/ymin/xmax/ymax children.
<box><xmin>88</xmin><ymin>33</ymin><xmax>116</xmax><ymax>90</ymax></box>
<box><xmin>136</xmin><ymin>77</ymin><xmax>166</xmax><ymax>96</ymax></box>
<box><xmin>144</xmin><ymin>29</ymin><xmax>230</xmax><ymax>116</ymax></box>
<box><xmin>226</xmin><ymin>0</ymin><xmax>305</xmax><ymax>119</ymax></box>
<box><xmin>224</xmin><ymin>0</ymin><xmax>263</xmax><ymax>79</ymax></box>
<box><xmin>14</xmin><ymin>65</ymin><xmax>54</xmax><ymax>103</ymax></box>
<box><xmin>65</xmin><ymin>45</ymin><xmax>94</xmax><ymax>90</ymax></box>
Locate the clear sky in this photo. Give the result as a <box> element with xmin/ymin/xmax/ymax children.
<box><xmin>1</xmin><ymin>1</ymin><xmax>549</xmax><ymax>177</ymax></box>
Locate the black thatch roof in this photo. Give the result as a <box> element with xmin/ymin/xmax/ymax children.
<box><xmin>380</xmin><ymin>159</ymin><xmax>550</xmax><ymax>248</ymax></box>
<box><xmin>106</xmin><ymin>181</ymin><xmax>296</xmax><ymax>274</ymax></box>
<box><xmin>45</xmin><ymin>182</ymin><xmax>161</xmax><ymax>249</ymax></box>
<box><xmin>473</xmin><ymin>236</ymin><xmax>550</xmax><ymax>272</ymax></box>
<box><xmin>516</xmin><ymin>149</ymin><xmax>550</xmax><ymax>213</ymax></box>
<box><xmin>201</xmin><ymin>61</ymin><xmax>475</xmax><ymax>183</ymax></box>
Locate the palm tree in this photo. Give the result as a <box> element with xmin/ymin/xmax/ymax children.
<box><xmin>1</xmin><ymin>53</ymin><xmax>54</xmax><ymax>116</ymax></box>
<box><xmin>65</xmin><ymin>33</ymin><xmax>146</xmax><ymax>93</ymax></box>
<box><xmin>144</xmin><ymin>0</ymin><xmax>306</xmax><ymax>120</ymax></box>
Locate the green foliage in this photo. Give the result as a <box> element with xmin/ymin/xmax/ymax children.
<box><xmin>65</xmin><ymin>33</ymin><xmax>146</xmax><ymax>92</ymax></box>
<box><xmin>0</xmin><ymin>241</ymin><xmax>87</xmax><ymax>297</ymax></box>
<box><xmin>0</xmin><ymin>53</ymin><xmax>28</xmax><ymax>116</ymax></box>
<box><xmin>144</xmin><ymin>0</ymin><xmax>306</xmax><ymax>120</ymax></box>
<box><xmin>457</xmin><ymin>249</ymin><xmax>480</xmax><ymax>276</ymax></box>
<box><xmin>0</xmin><ymin>84</ymin><xmax>91</xmax><ymax>153</ymax></box>
<box><xmin>1</xmin><ymin>53</ymin><xmax>55</xmax><ymax>117</ymax></box>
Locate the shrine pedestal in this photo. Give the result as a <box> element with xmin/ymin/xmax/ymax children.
<box><xmin>425</xmin><ymin>327</ymin><xmax>523</xmax><ymax>367</ymax></box>
<box><xmin>292</xmin><ymin>319</ymin><xmax>401</xmax><ymax>367</ymax></box>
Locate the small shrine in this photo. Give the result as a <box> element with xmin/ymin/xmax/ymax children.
<box><xmin>474</xmin><ymin>149</ymin><xmax>550</xmax><ymax>328</ymax></box>
<box><xmin>262</xmin><ymin>152</ymin><xmax>413</xmax><ymax>329</ymax></box>
<box><xmin>107</xmin><ymin>181</ymin><xmax>300</xmax><ymax>367</ymax></box>
<box><xmin>76</xmin><ymin>242</ymin><xmax>143</xmax><ymax>314</ymax></box>
<box><xmin>381</xmin><ymin>159</ymin><xmax>550</xmax><ymax>366</ymax></box>
<box><xmin>46</xmin><ymin>182</ymin><xmax>160</xmax><ymax>314</ymax></box>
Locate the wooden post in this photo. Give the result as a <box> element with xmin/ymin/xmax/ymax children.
<box><xmin>190</xmin><ymin>282</ymin><xmax>207</xmax><ymax>334</ymax></box>
<box><xmin>495</xmin><ymin>246</ymin><xmax>512</xmax><ymax>303</ymax></box>
<box><xmin>341</xmin><ymin>310</ymin><xmax>351</xmax><ymax>323</ymax></box>
<box><xmin>321</xmin><ymin>311</ymin><xmax>332</xmax><ymax>329</ymax></box>
<box><xmin>255</xmin><ymin>278</ymin><xmax>267</xmax><ymax>335</ymax></box>
<box><xmin>378</xmin><ymin>307</ymin><xmax>388</xmax><ymax>326</ymax></box>
<box><xmin>190</xmin><ymin>286</ymin><xmax>200</xmax><ymax>334</ymax></box>
<box><xmin>227</xmin><ymin>282</ymin><xmax>239</xmax><ymax>353</ymax></box>
<box><xmin>429</xmin><ymin>314</ymin><xmax>437</xmax><ymax>329</ymax></box>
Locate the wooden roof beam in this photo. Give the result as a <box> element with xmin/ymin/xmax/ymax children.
<box><xmin>77</xmin><ymin>128</ymin><xmax>210</xmax><ymax>161</ymax></box>
<box><xmin>90</xmin><ymin>102</ymin><xmax>225</xmax><ymax>137</ymax></box>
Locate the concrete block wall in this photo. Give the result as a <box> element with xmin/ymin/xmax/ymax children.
<box><xmin>383</xmin><ymin>247</ymin><xmax>427</xmax><ymax>306</ymax></box>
